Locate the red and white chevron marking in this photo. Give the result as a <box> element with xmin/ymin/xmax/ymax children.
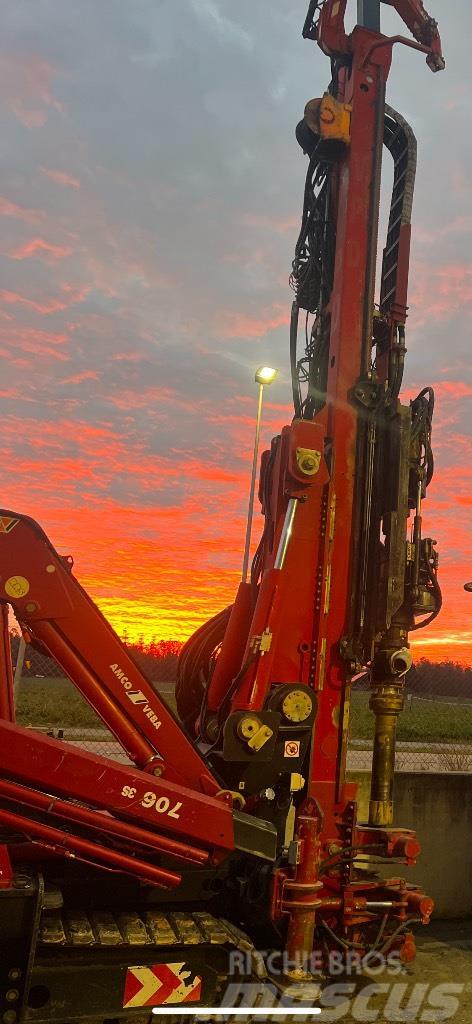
<box><xmin>123</xmin><ymin>962</ymin><xmax>202</xmax><ymax>1007</ymax></box>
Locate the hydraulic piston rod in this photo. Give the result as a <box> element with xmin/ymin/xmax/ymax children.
<box><xmin>369</xmin><ymin>685</ymin><xmax>404</xmax><ymax>826</ymax></box>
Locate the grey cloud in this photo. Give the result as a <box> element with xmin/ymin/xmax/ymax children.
<box><xmin>0</xmin><ymin>0</ymin><xmax>470</xmax><ymax>515</ymax></box>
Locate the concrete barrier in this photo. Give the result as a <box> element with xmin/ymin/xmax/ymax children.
<box><xmin>349</xmin><ymin>771</ymin><xmax>472</xmax><ymax>918</ymax></box>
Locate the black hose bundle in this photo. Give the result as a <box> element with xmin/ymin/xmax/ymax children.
<box><xmin>289</xmin><ymin>126</ymin><xmax>335</xmax><ymax>421</ymax></box>
<box><xmin>175</xmin><ymin>605</ymin><xmax>232</xmax><ymax>731</ymax></box>
<box><xmin>409</xmin><ymin>385</ymin><xmax>442</xmax><ymax>630</ymax></box>
<box><xmin>410</xmin><ymin>386</ymin><xmax>435</xmax><ymax>491</ymax></box>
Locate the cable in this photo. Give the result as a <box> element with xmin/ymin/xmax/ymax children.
<box><xmin>319</xmin><ymin>843</ymin><xmax>386</xmax><ymax>873</ymax></box>
<box><xmin>289</xmin><ymin>120</ymin><xmax>335</xmax><ymax>419</ymax></box>
<box><xmin>290</xmin><ymin>302</ymin><xmax>302</xmax><ymax>418</ymax></box>
<box><xmin>175</xmin><ymin>606</ymin><xmax>232</xmax><ymax>730</ymax></box>
<box><xmin>321</xmin><ymin>913</ymin><xmax>421</xmax><ymax>958</ymax></box>
<box><xmin>371</xmin><ymin>914</ymin><xmax>389</xmax><ymax>951</ymax></box>
<box><xmin>410</xmin><ymin>386</ymin><xmax>434</xmax><ymax>489</ymax></box>
<box><xmin>377</xmin><ymin>918</ymin><xmax>422</xmax><ymax>956</ymax></box>
<box><xmin>320</xmin><ymin>920</ymin><xmax>365</xmax><ymax>951</ymax></box>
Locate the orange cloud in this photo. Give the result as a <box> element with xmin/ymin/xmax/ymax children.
<box><xmin>40</xmin><ymin>167</ymin><xmax>81</xmax><ymax>189</ymax></box>
<box><xmin>112</xmin><ymin>352</ymin><xmax>146</xmax><ymax>363</ymax></box>
<box><xmin>0</xmin><ymin>196</ymin><xmax>45</xmax><ymax>224</ymax></box>
<box><xmin>0</xmin><ymin>284</ymin><xmax>89</xmax><ymax>315</ymax></box>
<box><xmin>0</xmin><ymin>393</ymin><xmax>469</xmax><ymax>660</ymax></box>
<box><xmin>0</xmin><ymin>427</ymin><xmax>246</xmax><ymax>642</ymax></box>
<box><xmin>411</xmin><ymin>634</ymin><xmax>472</xmax><ymax>667</ymax></box>
<box><xmin>59</xmin><ymin>371</ymin><xmax>99</xmax><ymax>385</ymax></box>
<box><xmin>0</xmin><ymin>54</ymin><xmax>63</xmax><ymax>128</ymax></box>
<box><xmin>0</xmin><ymin>325</ymin><xmax>69</xmax><ymax>362</ymax></box>
<box><xmin>10</xmin><ymin>237</ymin><xmax>73</xmax><ymax>261</ymax></box>
<box><xmin>108</xmin><ymin>387</ymin><xmax>179</xmax><ymax>411</ymax></box>
<box><xmin>243</xmin><ymin>212</ymin><xmax>299</xmax><ymax>234</ymax></box>
<box><xmin>219</xmin><ymin>305</ymin><xmax>289</xmax><ymax>339</ymax></box>
<box><xmin>410</xmin><ymin>262</ymin><xmax>472</xmax><ymax>323</ymax></box>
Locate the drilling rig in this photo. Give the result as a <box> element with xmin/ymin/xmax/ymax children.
<box><xmin>0</xmin><ymin>1</ymin><xmax>444</xmax><ymax>1018</ymax></box>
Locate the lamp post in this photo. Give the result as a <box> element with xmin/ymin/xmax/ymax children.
<box><xmin>241</xmin><ymin>366</ymin><xmax>279</xmax><ymax>583</ymax></box>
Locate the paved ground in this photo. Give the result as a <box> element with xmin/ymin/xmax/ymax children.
<box><xmin>408</xmin><ymin>921</ymin><xmax>472</xmax><ymax>1023</ymax></box>
<box><xmin>164</xmin><ymin>922</ymin><xmax>472</xmax><ymax>1022</ymax></box>
<box><xmin>334</xmin><ymin>920</ymin><xmax>472</xmax><ymax>1024</ymax></box>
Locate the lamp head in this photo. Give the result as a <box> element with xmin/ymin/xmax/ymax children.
<box><xmin>255</xmin><ymin>366</ymin><xmax>279</xmax><ymax>385</ymax></box>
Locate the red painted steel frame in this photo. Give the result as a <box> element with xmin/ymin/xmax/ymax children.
<box><xmin>228</xmin><ymin>31</ymin><xmax>395</xmax><ymax>830</ymax></box>
<box><xmin>0</xmin><ymin>605</ymin><xmax>15</xmax><ymax>722</ymax></box>
<box><xmin>0</xmin><ymin>511</ymin><xmax>219</xmax><ymax>794</ymax></box>
<box><xmin>307</xmin><ymin>33</ymin><xmax>392</xmax><ymax>814</ymax></box>
<box><xmin>0</xmin><ymin>805</ymin><xmax>182</xmax><ymax>889</ymax></box>
<box><xmin>225</xmin><ymin>3</ymin><xmax>443</xmax><ymax>856</ymax></box>
<box><xmin>0</xmin><ymin>778</ymin><xmax>209</xmax><ymax>866</ymax></box>
<box><xmin>317</xmin><ymin>0</ymin><xmax>444</xmax><ymax>72</ymax></box>
<box><xmin>0</xmin><ymin>0</ymin><xmax>443</xmax><ymax>941</ymax></box>
<box><xmin>0</xmin><ymin>719</ymin><xmax>235</xmax><ymax>854</ymax></box>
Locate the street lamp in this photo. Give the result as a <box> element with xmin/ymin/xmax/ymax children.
<box><xmin>241</xmin><ymin>366</ymin><xmax>279</xmax><ymax>583</ymax></box>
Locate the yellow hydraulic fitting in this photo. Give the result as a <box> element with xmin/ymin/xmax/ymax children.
<box><xmin>296</xmin><ymin>447</ymin><xmax>321</xmax><ymax>476</ymax></box>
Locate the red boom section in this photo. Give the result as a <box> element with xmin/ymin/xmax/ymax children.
<box><xmin>0</xmin><ymin>511</ymin><xmax>219</xmax><ymax>794</ymax></box>
<box><xmin>0</xmin><ymin>719</ymin><xmax>235</xmax><ymax>877</ymax></box>
<box><xmin>316</xmin><ymin>0</ymin><xmax>444</xmax><ymax>72</ymax></box>
<box><xmin>0</xmin><ymin>719</ymin><xmax>234</xmax><ymax>847</ymax></box>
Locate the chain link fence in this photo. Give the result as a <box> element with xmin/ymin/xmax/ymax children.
<box><xmin>10</xmin><ymin>634</ymin><xmax>161</xmax><ymax>764</ymax></box>
<box><xmin>348</xmin><ymin>665</ymin><xmax>472</xmax><ymax>772</ymax></box>
<box><xmin>9</xmin><ymin>634</ymin><xmax>472</xmax><ymax>772</ymax></box>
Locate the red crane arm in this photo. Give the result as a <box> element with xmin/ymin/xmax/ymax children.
<box><xmin>0</xmin><ymin>713</ymin><xmax>277</xmax><ymax>883</ymax></box>
<box><xmin>0</xmin><ymin>719</ymin><xmax>235</xmax><ymax>852</ymax></box>
<box><xmin>383</xmin><ymin>0</ymin><xmax>445</xmax><ymax>71</ymax></box>
<box><xmin>0</xmin><ymin>510</ymin><xmax>219</xmax><ymax>794</ymax></box>
<box><xmin>0</xmin><ymin>513</ymin><xmax>279</xmax><ymax>882</ymax></box>
<box><xmin>313</xmin><ymin>0</ymin><xmax>444</xmax><ymax>72</ymax></box>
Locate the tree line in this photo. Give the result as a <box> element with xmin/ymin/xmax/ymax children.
<box><xmin>9</xmin><ymin>632</ymin><xmax>183</xmax><ymax>684</ymax></box>
<box><xmin>9</xmin><ymin>632</ymin><xmax>471</xmax><ymax>696</ymax></box>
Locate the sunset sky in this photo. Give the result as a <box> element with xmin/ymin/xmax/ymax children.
<box><xmin>0</xmin><ymin>1</ymin><xmax>470</xmax><ymax>665</ymax></box>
